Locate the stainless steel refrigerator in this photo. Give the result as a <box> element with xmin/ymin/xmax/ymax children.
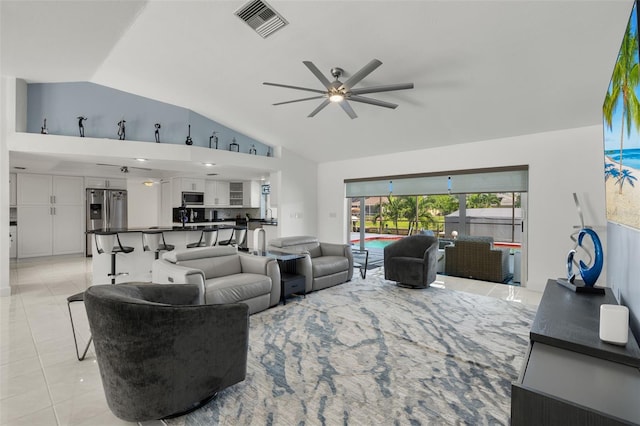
<box><xmin>86</xmin><ymin>188</ymin><xmax>128</xmax><ymax>256</ymax></box>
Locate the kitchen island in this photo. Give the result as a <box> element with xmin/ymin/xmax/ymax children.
<box><xmin>88</xmin><ymin>224</ymin><xmax>243</xmax><ymax>285</ymax></box>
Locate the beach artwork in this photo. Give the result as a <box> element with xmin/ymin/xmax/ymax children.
<box><xmin>603</xmin><ymin>2</ymin><xmax>640</xmax><ymax>230</ymax></box>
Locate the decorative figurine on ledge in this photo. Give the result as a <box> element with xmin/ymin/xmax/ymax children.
<box><xmin>40</xmin><ymin>118</ymin><xmax>48</xmax><ymax>134</ymax></box>
<box><xmin>557</xmin><ymin>193</ymin><xmax>605</xmax><ymax>294</ymax></box>
<box><xmin>266</xmin><ymin>146</ymin><xmax>272</xmax><ymax>157</ymax></box>
<box><xmin>154</xmin><ymin>123</ymin><xmax>161</xmax><ymax>143</ymax></box>
<box><xmin>185</xmin><ymin>124</ymin><xmax>193</xmax><ymax>145</ymax></box>
<box><xmin>249</xmin><ymin>144</ymin><xmax>257</xmax><ymax>155</ymax></box>
<box><xmin>77</xmin><ymin>116</ymin><xmax>87</xmax><ymax>137</ymax></box>
<box><xmin>229</xmin><ymin>137</ymin><xmax>239</xmax><ymax>152</ymax></box>
<box><xmin>209</xmin><ymin>131</ymin><xmax>218</xmax><ymax>149</ymax></box>
<box><xmin>117</xmin><ymin>119</ymin><xmax>126</xmax><ymax>140</ymax></box>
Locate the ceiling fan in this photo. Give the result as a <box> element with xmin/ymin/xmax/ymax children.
<box><xmin>96</xmin><ymin>163</ymin><xmax>152</xmax><ymax>173</ymax></box>
<box><xmin>263</xmin><ymin>59</ymin><xmax>414</xmax><ymax>119</ymax></box>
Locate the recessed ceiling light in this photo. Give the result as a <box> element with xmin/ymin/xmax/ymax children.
<box><xmin>135</xmin><ymin>158</ymin><xmax>146</xmax><ymax>162</ymax></box>
<box><xmin>203</xmin><ymin>163</ymin><xmax>215</xmax><ymax>167</ymax></box>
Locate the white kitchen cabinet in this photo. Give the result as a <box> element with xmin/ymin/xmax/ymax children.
<box><xmin>17</xmin><ymin>173</ymin><xmax>52</xmax><ymax>205</ymax></box>
<box><xmin>85</xmin><ymin>177</ymin><xmax>127</xmax><ymax>189</ymax></box>
<box><xmin>174</xmin><ymin>177</ymin><xmax>204</xmax><ymax>192</ymax></box>
<box><xmin>172</xmin><ymin>177</ymin><xmax>206</xmax><ymax>206</ymax></box>
<box><xmin>229</xmin><ymin>182</ymin><xmax>243</xmax><ymax>207</ymax></box>
<box><xmin>204</xmin><ymin>180</ymin><xmax>230</xmax><ymax>207</ymax></box>
<box><xmin>9</xmin><ymin>173</ymin><xmax>16</xmax><ymax>206</ymax></box>
<box><xmin>243</xmin><ymin>181</ymin><xmax>260</xmax><ymax>208</ymax></box>
<box><xmin>216</xmin><ymin>181</ymin><xmax>230</xmax><ymax>206</ymax></box>
<box><xmin>17</xmin><ymin>174</ymin><xmax>84</xmax><ymax>258</ymax></box>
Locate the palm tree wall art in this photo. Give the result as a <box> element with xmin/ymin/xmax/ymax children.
<box><xmin>603</xmin><ymin>3</ymin><xmax>640</xmax><ymax>229</ymax></box>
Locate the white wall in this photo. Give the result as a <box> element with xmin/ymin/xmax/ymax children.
<box><xmin>274</xmin><ymin>147</ymin><xmax>318</xmax><ymax>238</ymax></box>
<box><xmin>126</xmin><ymin>178</ymin><xmax>161</xmax><ymax>228</ymax></box>
<box><xmin>317</xmin><ymin>125</ymin><xmax>607</xmax><ymax>293</ymax></box>
<box><xmin>0</xmin><ymin>77</ymin><xmax>12</xmax><ymax>296</ymax></box>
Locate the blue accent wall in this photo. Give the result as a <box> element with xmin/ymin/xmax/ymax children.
<box><xmin>27</xmin><ymin>82</ymin><xmax>270</xmax><ymax>155</ymax></box>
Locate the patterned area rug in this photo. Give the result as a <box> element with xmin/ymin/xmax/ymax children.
<box><xmin>166</xmin><ymin>269</ymin><xmax>536</xmax><ymax>425</ymax></box>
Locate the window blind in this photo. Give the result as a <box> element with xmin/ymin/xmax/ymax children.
<box><xmin>345</xmin><ymin>167</ymin><xmax>528</xmax><ymax>197</ymax></box>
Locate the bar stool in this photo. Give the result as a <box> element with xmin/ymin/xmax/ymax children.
<box><xmin>94</xmin><ymin>231</ymin><xmax>134</xmax><ymax>284</ymax></box>
<box><xmin>230</xmin><ymin>227</ymin><xmax>247</xmax><ymax>250</ymax></box>
<box><xmin>187</xmin><ymin>228</ymin><xmax>218</xmax><ymax>248</ymax></box>
<box><xmin>216</xmin><ymin>227</ymin><xmax>235</xmax><ymax>246</ymax></box>
<box><xmin>142</xmin><ymin>230</ymin><xmax>175</xmax><ymax>259</ymax></box>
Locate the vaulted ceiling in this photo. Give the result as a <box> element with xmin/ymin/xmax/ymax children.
<box><xmin>0</xmin><ymin>0</ymin><xmax>634</xmax><ymax>176</ymax></box>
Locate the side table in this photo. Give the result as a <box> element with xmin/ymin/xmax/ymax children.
<box><xmin>262</xmin><ymin>251</ymin><xmax>306</xmax><ymax>305</ymax></box>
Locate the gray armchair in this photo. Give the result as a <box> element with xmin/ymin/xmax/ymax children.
<box><xmin>267</xmin><ymin>236</ymin><xmax>353</xmax><ymax>292</ymax></box>
<box><xmin>84</xmin><ymin>283</ymin><xmax>249</xmax><ymax>422</ymax></box>
<box><xmin>384</xmin><ymin>235</ymin><xmax>438</xmax><ymax>288</ymax></box>
<box><xmin>444</xmin><ymin>235</ymin><xmax>509</xmax><ymax>283</ymax></box>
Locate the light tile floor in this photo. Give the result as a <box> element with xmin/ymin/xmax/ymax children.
<box><xmin>1</xmin><ymin>254</ymin><xmax>542</xmax><ymax>426</ymax></box>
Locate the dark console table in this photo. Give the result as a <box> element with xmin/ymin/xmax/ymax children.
<box><xmin>263</xmin><ymin>251</ymin><xmax>306</xmax><ymax>305</ymax></box>
<box><xmin>511</xmin><ymin>279</ymin><xmax>640</xmax><ymax>425</ymax></box>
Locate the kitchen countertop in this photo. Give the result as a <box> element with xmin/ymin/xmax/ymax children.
<box><xmin>87</xmin><ymin>224</ymin><xmax>244</xmax><ymax>234</ymax></box>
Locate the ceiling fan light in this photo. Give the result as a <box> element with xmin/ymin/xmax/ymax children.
<box><xmin>329</xmin><ymin>93</ymin><xmax>344</xmax><ymax>103</ymax></box>
<box><xmin>143</xmin><ymin>180</ymin><xmax>154</xmax><ymax>187</ymax></box>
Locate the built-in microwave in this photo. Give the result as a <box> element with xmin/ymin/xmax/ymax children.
<box><xmin>182</xmin><ymin>191</ymin><xmax>204</xmax><ymax>205</ymax></box>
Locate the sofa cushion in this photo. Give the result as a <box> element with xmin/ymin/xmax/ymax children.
<box><xmin>308</xmin><ymin>245</ymin><xmax>322</xmax><ymax>258</ymax></box>
<box><xmin>205</xmin><ymin>274</ymin><xmax>272</xmax><ymax>305</ymax></box>
<box><xmin>312</xmin><ymin>256</ymin><xmax>349</xmax><ymax>278</ymax></box>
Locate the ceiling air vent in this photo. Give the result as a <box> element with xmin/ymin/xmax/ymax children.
<box><xmin>235</xmin><ymin>0</ymin><xmax>288</xmax><ymax>39</ymax></box>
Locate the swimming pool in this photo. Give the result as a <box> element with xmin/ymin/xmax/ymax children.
<box><xmin>352</xmin><ymin>237</ymin><xmax>401</xmax><ymax>249</ymax></box>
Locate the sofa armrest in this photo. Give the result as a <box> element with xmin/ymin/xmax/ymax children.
<box><xmin>320</xmin><ymin>242</ymin><xmax>354</xmax><ymax>281</ymax></box>
<box><xmin>238</xmin><ymin>254</ymin><xmax>281</xmax><ymax>307</ymax></box>
<box><xmin>151</xmin><ymin>259</ymin><xmax>206</xmax><ymax>304</ymax></box>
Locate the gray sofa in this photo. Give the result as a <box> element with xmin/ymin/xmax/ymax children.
<box><xmin>84</xmin><ymin>283</ymin><xmax>248</xmax><ymax>421</ymax></box>
<box><xmin>383</xmin><ymin>235</ymin><xmax>438</xmax><ymax>288</ymax></box>
<box><xmin>151</xmin><ymin>246</ymin><xmax>281</xmax><ymax>314</ymax></box>
<box><xmin>267</xmin><ymin>236</ymin><xmax>353</xmax><ymax>292</ymax></box>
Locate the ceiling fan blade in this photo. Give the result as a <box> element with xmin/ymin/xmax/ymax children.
<box><xmin>339</xmin><ymin>59</ymin><xmax>382</xmax><ymax>91</ymax></box>
<box><xmin>308</xmin><ymin>99</ymin><xmax>331</xmax><ymax>117</ymax></box>
<box><xmin>349</xmin><ymin>95</ymin><xmax>398</xmax><ymax>109</ymax></box>
<box><xmin>273</xmin><ymin>95</ymin><xmax>326</xmax><ymax>106</ymax></box>
<box><xmin>263</xmin><ymin>82</ymin><xmax>326</xmax><ymax>95</ymax></box>
<box><xmin>340</xmin><ymin>100</ymin><xmax>358</xmax><ymax>119</ymax></box>
<box><xmin>350</xmin><ymin>83</ymin><xmax>414</xmax><ymax>95</ymax></box>
<box><xmin>303</xmin><ymin>61</ymin><xmax>332</xmax><ymax>89</ymax></box>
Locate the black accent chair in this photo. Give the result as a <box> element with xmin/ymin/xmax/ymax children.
<box><xmin>84</xmin><ymin>283</ymin><xmax>249</xmax><ymax>422</ymax></box>
<box><xmin>383</xmin><ymin>235</ymin><xmax>438</xmax><ymax>288</ymax></box>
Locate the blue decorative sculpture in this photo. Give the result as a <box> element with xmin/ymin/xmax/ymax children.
<box><xmin>566</xmin><ymin>228</ymin><xmax>604</xmax><ymax>287</ymax></box>
<box><xmin>558</xmin><ymin>193</ymin><xmax>605</xmax><ymax>294</ymax></box>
